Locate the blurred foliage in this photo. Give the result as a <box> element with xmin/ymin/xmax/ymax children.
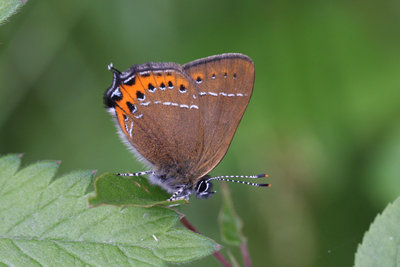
<box><xmin>219</xmin><ymin>182</ymin><xmax>245</xmax><ymax>246</ymax></box>
<box><xmin>1</xmin><ymin>0</ymin><xmax>400</xmax><ymax>266</ymax></box>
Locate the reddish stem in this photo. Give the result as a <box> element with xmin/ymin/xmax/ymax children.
<box><xmin>241</xmin><ymin>241</ymin><xmax>252</xmax><ymax>267</ymax></box>
<box><xmin>180</xmin><ymin>216</ymin><xmax>231</xmax><ymax>267</ymax></box>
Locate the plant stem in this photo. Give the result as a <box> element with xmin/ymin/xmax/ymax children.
<box><xmin>241</xmin><ymin>241</ymin><xmax>252</xmax><ymax>267</ymax></box>
<box><xmin>180</xmin><ymin>216</ymin><xmax>232</xmax><ymax>267</ymax></box>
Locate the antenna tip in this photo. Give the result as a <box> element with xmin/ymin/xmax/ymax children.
<box><xmin>264</xmin><ymin>174</ymin><xmax>269</xmax><ymax>178</ymax></box>
<box><xmin>260</xmin><ymin>183</ymin><xmax>271</xmax><ymax>187</ymax></box>
<box><xmin>108</xmin><ymin>63</ymin><xmax>114</xmax><ymax>71</ymax></box>
<box><xmin>108</xmin><ymin>63</ymin><xmax>122</xmax><ymax>75</ymax></box>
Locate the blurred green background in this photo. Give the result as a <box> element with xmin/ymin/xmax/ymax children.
<box><xmin>1</xmin><ymin>0</ymin><xmax>400</xmax><ymax>266</ymax></box>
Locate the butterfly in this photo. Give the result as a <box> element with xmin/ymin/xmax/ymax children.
<box><xmin>104</xmin><ymin>53</ymin><xmax>269</xmax><ymax>201</ymax></box>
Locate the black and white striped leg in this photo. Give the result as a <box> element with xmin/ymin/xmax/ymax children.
<box><xmin>117</xmin><ymin>170</ymin><xmax>154</xmax><ymax>176</ymax></box>
<box><xmin>168</xmin><ymin>187</ymin><xmax>191</xmax><ymax>202</ymax></box>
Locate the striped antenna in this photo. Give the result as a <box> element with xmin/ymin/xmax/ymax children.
<box><xmin>118</xmin><ymin>170</ymin><xmax>154</xmax><ymax>177</ymax></box>
<box><xmin>208</xmin><ymin>174</ymin><xmax>270</xmax><ymax>187</ymax></box>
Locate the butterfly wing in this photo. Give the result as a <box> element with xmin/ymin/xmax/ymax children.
<box><xmin>183</xmin><ymin>53</ymin><xmax>255</xmax><ymax>179</ymax></box>
<box><xmin>105</xmin><ymin>62</ymin><xmax>203</xmax><ymax>184</ymax></box>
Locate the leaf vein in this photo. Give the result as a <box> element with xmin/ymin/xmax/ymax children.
<box><xmin>38</xmin><ymin>207</ymin><xmax>90</xmax><ymax>238</ymax></box>
<box><xmin>52</xmin><ymin>241</ymin><xmax>94</xmax><ymax>267</ymax></box>
<box><xmin>10</xmin><ymin>239</ymin><xmax>41</xmax><ymax>266</ymax></box>
<box><xmin>76</xmin><ymin>210</ymin><xmax>112</xmax><ymax>239</ymax></box>
<box><xmin>116</xmin><ymin>245</ymin><xmax>161</xmax><ymax>266</ymax></box>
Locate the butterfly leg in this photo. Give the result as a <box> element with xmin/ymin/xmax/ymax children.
<box><xmin>168</xmin><ymin>187</ymin><xmax>191</xmax><ymax>201</ymax></box>
<box><xmin>117</xmin><ymin>171</ymin><xmax>154</xmax><ymax>176</ymax></box>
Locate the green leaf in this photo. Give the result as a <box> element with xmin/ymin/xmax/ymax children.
<box><xmin>0</xmin><ymin>154</ymin><xmax>219</xmax><ymax>266</ymax></box>
<box><xmin>0</xmin><ymin>0</ymin><xmax>24</xmax><ymax>24</ymax></box>
<box><xmin>354</xmin><ymin>196</ymin><xmax>400</xmax><ymax>267</ymax></box>
<box><xmin>88</xmin><ymin>172</ymin><xmax>187</xmax><ymax>208</ymax></box>
<box><xmin>218</xmin><ymin>182</ymin><xmax>245</xmax><ymax>246</ymax></box>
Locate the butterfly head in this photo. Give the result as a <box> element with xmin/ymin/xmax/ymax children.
<box><xmin>194</xmin><ymin>175</ymin><xmax>216</xmax><ymax>199</ymax></box>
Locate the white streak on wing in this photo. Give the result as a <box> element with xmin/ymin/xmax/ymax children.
<box><xmin>128</xmin><ymin>122</ymin><xmax>133</xmax><ymax>137</ymax></box>
<box><xmin>180</xmin><ymin>104</ymin><xmax>189</xmax><ymax>109</ymax></box>
<box><xmin>208</xmin><ymin>92</ymin><xmax>218</xmax><ymax>96</ymax></box>
<box><xmin>111</xmin><ymin>87</ymin><xmax>122</xmax><ymax>98</ymax></box>
<box><xmin>190</xmin><ymin>105</ymin><xmax>199</xmax><ymax>110</ymax></box>
<box><xmin>154</xmin><ymin>100</ymin><xmax>161</xmax><ymax>104</ymax></box>
<box><xmin>163</xmin><ymin>102</ymin><xmax>171</xmax><ymax>106</ymax></box>
<box><xmin>236</xmin><ymin>93</ymin><xmax>243</xmax><ymax>96</ymax></box>
<box><xmin>123</xmin><ymin>76</ymin><xmax>135</xmax><ymax>84</ymax></box>
<box><xmin>171</xmin><ymin>103</ymin><xmax>179</xmax><ymax>106</ymax></box>
<box><xmin>228</xmin><ymin>93</ymin><xmax>235</xmax><ymax>97</ymax></box>
<box><xmin>134</xmin><ymin>114</ymin><xmax>143</xmax><ymax>119</ymax></box>
<box><xmin>199</xmin><ymin>92</ymin><xmax>207</xmax><ymax>96</ymax></box>
<box><xmin>124</xmin><ymin>122</ymin><xmax>129</xmax><ymax>133</ymax></box>
<box><xmin>140</xmin><ymin>101</ymin><xmax>151</xmax><ymax>106</ymax></box>
<box><xmin>219</xmin><ymin>92</ymin><xmax>227</xmax><ymax>96</ymax></box>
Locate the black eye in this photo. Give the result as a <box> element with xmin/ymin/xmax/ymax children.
<box><xmin>195</xmin><ymin>179</ymin><xmax>215</xmax><ymax>199</ymax></box>
<box><xmin>197</xmin><ymin>180</ymin><xmax>208</xmax><ymax>193</ymax></box>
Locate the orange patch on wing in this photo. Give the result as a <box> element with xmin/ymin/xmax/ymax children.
<box><xmin>153</xmin><ymin>74</ymin><xmax>167</xmax><ymax>88</ymax></box>
<box><xmin>176</xmin><ymin>77</ymin><xmax>189</xmax><ymax>89</ymax></box>
<box><xmin>191</xmin><ymin>72</ymin><xmax>204</xmax><ymax>82</ymax></box>
<box><xmin>120</xmin><ymin>83</ymin><xmax>145</xmax><ymax>102</ymax></box>
<box><xmin>137</xmin><ymin>75</ymin><xmax>155</xmax><ymax>91</ymax></box>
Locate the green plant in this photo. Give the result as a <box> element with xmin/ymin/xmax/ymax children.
<box><xmin>0</xmin><ymin>154</ymin><xmax>258</xmax><ymax>266</ymax></box>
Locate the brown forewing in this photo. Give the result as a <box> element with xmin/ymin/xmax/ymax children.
<box><xmin>115</xmin><ymin>62</ymin><xmax>203</xmax><ymax>184</ymax></box>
